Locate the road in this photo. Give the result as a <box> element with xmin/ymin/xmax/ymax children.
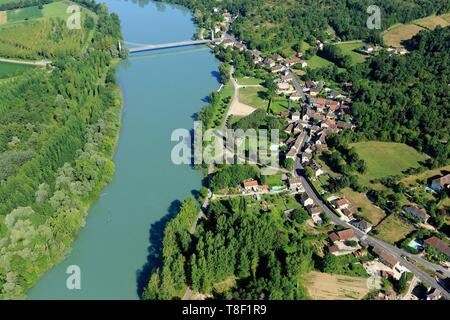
<box><xmin>294</xmin><ymin>156</ymin><xmax>450</xmax><ymax>299</ymax></box>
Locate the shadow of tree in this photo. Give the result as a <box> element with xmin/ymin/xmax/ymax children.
<box><xmin>136</xmin><ymin>199</ymin><xmax>182</xmax><ymax>298</ymax></box>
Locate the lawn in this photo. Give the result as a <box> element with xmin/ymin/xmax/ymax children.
<box><xmin>236</xmin><ymin>76</ymin><xmax>263</xmax><ymax>86</ymax></box>
<box><xmin>262</xmin><ymin>173</ymin><xmax>284</xmax><ymax>187</ymax></box>
<box><xmin>7</xmin><ymin>6</ymin><xmax>42</xmax><ymax>22</ymax></box>
<box><xmin>350</xmin><ymin>141</ymin><xmax>428</xmax><ymax>187</ymax></box>
<box><xmin>238</xmin><ymin>86</ymin><xmax>268</xmax><ymax>109</ymax></box>
<box><xmin>335</xmin><ymin>41</ymin><xmax>368</xmax><ymax>65</ymax></box>
<box><xmin>303</xmin><ymin>271</ymin><xmax>370</xmax><ymax>300</ymax></box>
<box><xmin>0</xmin><ymin>61</ymin><xmax>35</xmax><ymax>78</ymax></box>
<box><xmin>341</xmin><ymin>188</ymin><xmax>386</xmax><ymax>225</ymax></box>
<box><xmin>305</xmin><ymin>54</ymin><xmax>334</xmax><ymax>69</ymax></box>
<box><xmin>270</xmin><ymin>96</ymin><xmax>290</xmax><ymax>113</ymax></box>
<box><xmin>374</xmin><ymin>213</ymin><xmax>415</xmax><ymax>245</ymax></box>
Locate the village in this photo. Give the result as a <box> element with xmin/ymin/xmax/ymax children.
<box><xmin>199</xmin><ymin>8</ymin><xmax>450</xmax><ymax>300</ymax></box>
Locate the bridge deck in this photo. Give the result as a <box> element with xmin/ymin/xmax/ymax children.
<box><xmin>129</xmin><ymin>40</ymin><xmax>211</xmax><ymax>53</ymax></box>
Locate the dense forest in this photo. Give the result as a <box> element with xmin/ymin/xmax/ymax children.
<box><xmin>155</xmin><ymin>0</ymin><xmax>450</xmax><ymax>52</ymax></box>
<box><xmin>143</xmin><ymin>197</ymin><xmax>316</xmax><ymax>300</ymax></box>
<box><xmin>0</xmin><ymin>2</ymin><xmax>124</xmax><ymax>299</ymax></box>
<box><xmin>347</xmin><ymin>27</ymin><xmax>450</xmax><ymax>167</ymax></box>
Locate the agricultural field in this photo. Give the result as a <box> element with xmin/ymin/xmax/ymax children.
<box><xmin>335</xmin><ymin>41</ymin><xmax>368</xmax><ymax>65</ymax></box>
<box><xmin>303</xmin><ymin>271</ymin><xmax>370</xmax><ymax>300</ymax></box>
<box><xmin>383</xmin><ymin>14</ymin><xmax>450</xmax><ymax>47</ymax></box>
<box><xmin>374</xmin><ymin>213</ymin><xmax>415</xmax><ymax>245</ymax></box>
<box><xmin>350</xmin><ymin>141</ymin><xmax>428</xmax><ymax>187</ymax></box>
<box><xmin>0</xmin><ymin>2</ymin><xmax>92</xmax><ymax>59</ymax></box>
<box><xmin>0</xmin><ymin>60</ymin><xmax>35</xmax><ymax>78</ymax></box>
<box><xmin>341</xmin><ymin>188</ymin><xmax>386</xmax><ymax>225</ymax></box>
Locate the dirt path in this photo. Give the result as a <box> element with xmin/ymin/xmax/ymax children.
<box><xmin>0</xmin><ymin>57</ymin><xmax>51</xmax><ymax>67</ymax></box>
<box><xmin>223</xmin><ymin>68</ymin><xmax>256</xmax><ymax>122</ymax></box>
<box><xmin>0</xmin><ymin>11</ymin><xmax>7</xmax><ymax>25</ymax></box>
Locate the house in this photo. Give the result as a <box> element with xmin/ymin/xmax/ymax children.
<box><xmin>284</xmin><ymin>123</ymin><xmax>294</xmax><ymax>134</ymax></box>
<box><xmin>307</xmin><ymin>205</ymin><xmax>322</xmax><ymax>218</ymax></box>
<box><xmin>263</xmin><ymin>58</ymin><xmax>276</xmax><ymax>68</ymax></box>
<box><xmin>221</xmin><ymin>38</ymin><xmax>234</xmax><ymax>48</ymax></box>
<box><xmin>273</xmin><ymin>53</ymin><xmax>284</xmax><ymax>62</ymax></box>
<box><xmin>353</xmin><ymin>219</ymin><xmax>373</xmax><ymax>233</ymax></box>
<box><xmin>341</xmin><ymin>206</ymin><xmax>356</xmax><ymax>219</ymax></box>
<box><xmin>277</xmin><ymin>82</ymin><xmax>291</xmax><ymax>92</ymax></box>
<box><xmin>293</xmin><ymin>122</ymin><xmax>303</xmax><ymax>134</ymax></box>
<box><xmin>329</xmin><ymin>245</ymin><xmax>339</xmax><ymax>254</ymax></box>
<box><xmin>286</xmin><ymin>146</ymin><xmax>298</xmax><ymax>160</ymax></box>
<box><xmin>403</xmin><ymin>205</ymin><xmax>430</xmax><ymax>223</ymax></box>
<box><xmin>300</xmin><ymin>193</ymin><xmax>314</xmax><ymax>207</ymax></box>
<box><xmin>328</xmin><ymin>228</ymin><xmax>355</xmax><ymax>242</ymax></box>
<box><xmin>243</xmin><ymin>179</ymin><xmax>258</xmax><ymax>191</ymax></box>
<box><xmin>290</xmin><ymin>91</ymin><xmax>302</xmax><ymax>101</ymax></box>
<box><xmin>275</xmin><ymin>111</ymin><xmax>290</xmax><ymax>118</ymax></box>
<box><xmin>271</xmin><ymin>65</ymin><xmax>286</xmax><ymax>73</ymax></box>
<box><xmin>373</xmin><ymin>246</ymin><xmax>400</xmax><ymax>270</ymax></box>
<box><xmin>288</xmin><ymin>177</ymin><xmax>302</xmax><ymax>190</ymax></box>
<box><xmin>309</xmin><ymin>161</ymin><xmax>325</xmax><ymax>177</ymax></box>
<box><xmin>334</xmin><ymin>198</ymin><xmax>350</xmax><ymax>210</ymax></box>
<box><xmin>424</xmin><ymin>236</ymin><xmax>450</xmax><ymax>259</ymax></box>
<box><xmin>291</xmin><ymin>111</ymin><xmax>301</xmax><ymax>122</ymax></box>
<box><xmin>302</xmin><ymin>107</ymin><xmax>316</xmax><ymax>122</ymax></box>
<box><xmin>430</xmin><ymin>174</ymin><xmax>450</xmax><ymax>192</ymax></box>
<box><xmin>309</xmin><ymin>88</ymin><xmax>320</xmax><ymax>97</ymax></box>
<box><xmin>234</xmin><ymin>42</ymin><xmax>245</xmax><ymax>51</ymax></box>
<box><xmin>301</xmin><ymin>152</ymin><xmax>312</xmax><ymax>163</ymax></box>
<box><xmin>363</xmin><ymin>45</ymin><xmax>374</xmax><ymax>54</ymax></box>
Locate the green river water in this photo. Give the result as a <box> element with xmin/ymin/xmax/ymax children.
<box><xmin>28</xmin><ymin>0</ymin><xmax>219</xmax><ymax>299</ymax></box>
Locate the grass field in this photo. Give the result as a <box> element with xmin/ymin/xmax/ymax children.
<box><xmin>303</xmin><ymin>271</ymin><xmax>370</xmax><ymax>300</ymax></box>
<box><xmin>335</xmin><ymin>41</ymin><xmax>368</xmax><ymax>65</ymax></box>
<box><xmin>306</xmin><ymin>54</ymin><xmax>334</xmax><ymax>69</ymax></box>
<box><xmin>0</xmin><ymin>61</ymin><xmax>35</xmax><ymax>78</ymax></box>
<box><xmin>375</xmin><ymin>213</ymin><xmax>415</xmax><ymax>244</ymax></box>
<box><xmin>238</xmin><ymin>86</ymin><xmax>268</xmax><ymax>109</ymax></box>
<box><xmin>342</xmin><ymin>188</ymin><xmax>386</xmax><ymax>225</ymax></box>
<box><xmin>7</xmin><ymin>6</ymin><xmax>42</xmax><ymax>22</ymax></box>
<box><xmin>236</xmin><ymin>76</ymin><xmax>263</xmax><ymax>86</ymax></box>
<box><xmin>350</xmin><ymin>141</ymin><xmax>428</xmax><ymax>187</ymax></box>
<box><xmin>383</xmin><ymin>14</ymin><xmax>450</xmax><ymax>47</ymax></box>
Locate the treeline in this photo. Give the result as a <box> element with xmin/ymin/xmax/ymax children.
<box><xmin>318</xmin><ymin>44</ymin><xmax>352</xmax><ymax>69</ymax></box>
<box><xmin>144</xmin><ymin>197</ymin><xmax>314</xmax><ymax>299</ymax></box>
<box><xmin>0</xmin><ymin>2</ymin><xmax>124</xmax><ymax>299</ymax></box>
<box><xmin>349</xmin><ymin>27</ymin><xmax>450</xmax><ymax>167</ymax></box>
<box><xmin>155</xmin><ymin>0</ymin><xmax>450</xmax><ymax>53</ymax></box>
<box><xmin>0</xmin><ymin>0</ymin><xmax>51</xmax><ymax>11</ymax></box>
<box><xmin>209</xmin><ymin>164</ymin><xmax>259</xmax><ymax>192</ymax></box>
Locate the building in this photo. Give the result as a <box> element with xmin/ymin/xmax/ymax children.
<box><xmin>307</xmin><ymin>206</ymin><xmax>322</xmax><ymax>218</ymax></box>
<box><xmin>373</xmin><ymin>246</ymin><xmax>400</xmax><ymax>270</ymax></box>
<box><xmin>353</xmin><ymin>219</ymin><xmax>373</xmax><ymax>233</ymax></box>
<box><xmin>328</xmin><ymin>228</ymin><xmax>355</xmax><ymax>242</ymax></box>
<box><xmin>277</xmin><ymin>82</ymin><xmax>291</xmax><ymax>92</ymax></box>
<box><xmin>424</xmin><ymin>236</ymin><xmax>450</xmax><ymax>259</ymax></box>
<box><xmin>341</xmin><ymin>206</ymin><xmax>356</xmax><ymax>219</ymax></box>
<box><xmin>430</xmin><ymin>174</ymin><xmax>450</xmax><ymax>192</ymax></box>
<box><xmin>309</xmin><ymin>161</ymin><xmax>325</xmax><ymax>177</ymax></box>
<box><xmin>243</xmin><ymin>179</ymin><xmax>258</xmax><ymax>191</ymax></box>
<box><xmin>300</xmin><ymin>193</ymin><xmax>314</xmax><ymax>207</ymax></box>
<box><xmin>403</xmin><ymin>205</ymin><xmax>430</xmax><ymax>223</ymax></box>
<box><xmin>334</xmin><ymin>198</ymin><xmax>351</xmax><ymax>210</ymax></box>
<box><xmin>271</xmin><ymin>65</ymin><xmax>286</xmax><ymax>73</ymax></box>
<box><xmin>221</xmin><ymin>38</ymin><xmax>234</xmax><ymax>48</ymax></box>
<box><xmin>290</xmin><ymin>91</ymin><xmax>302</xmax><ymax>101</ymax></box>
<box><xmin>288</xmin><ymin>177</ymin><xmax>302</xmax><ymax>190</ymax></box>
<box><xmin>291</xmin><ymin>111</ymin><xmax>301</xmax><ymax>122</ymax></box>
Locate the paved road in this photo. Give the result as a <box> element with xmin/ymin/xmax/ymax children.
<box><xmin>294</xmin><ymin>157</ymin><xmax>450</xmax><ymax>299</ymax></box>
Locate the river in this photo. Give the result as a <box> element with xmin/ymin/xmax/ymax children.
<box><xmin>27</xmin><ymin>0</ymin><xmax>219</xmax><ymax>299</ymax></box>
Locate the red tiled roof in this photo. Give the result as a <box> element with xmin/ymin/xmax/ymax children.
<box><xmin>424</xmin><ymin>236</ymin><xmax>450</xmax><ymax>257</ymax></box>
<box><xmin>243</xmin><ymin>180</ymin><xmax>258</xmax><ymax>188</ymax></box>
